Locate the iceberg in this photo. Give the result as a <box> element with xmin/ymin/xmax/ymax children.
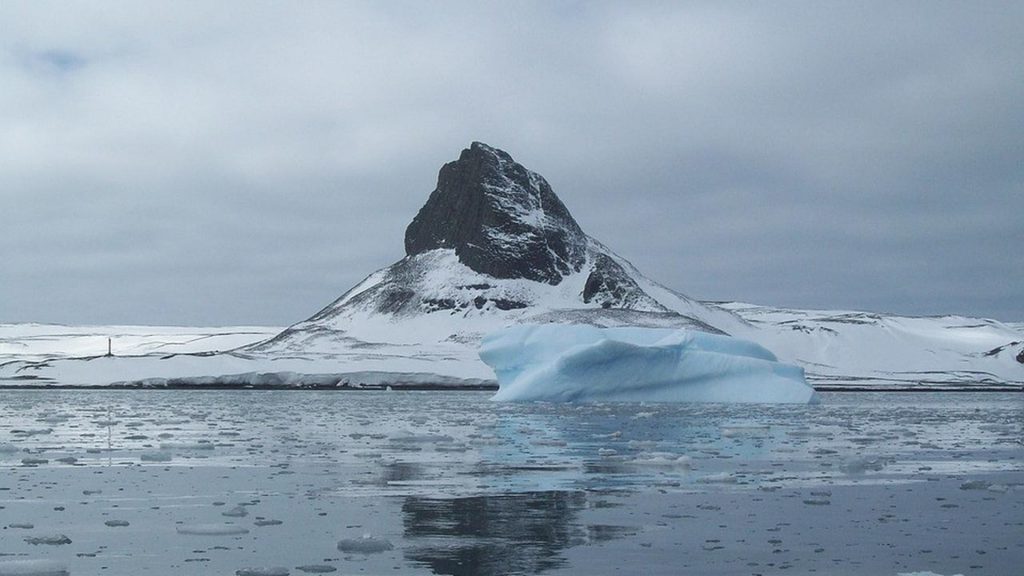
<box><xmin>479</xmin><ymin>324</ymin><xmax>818</xmax><ymax>404</ymax></box>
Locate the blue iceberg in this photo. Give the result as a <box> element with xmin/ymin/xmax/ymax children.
<box><xmin>479</xmin><ymin>324</ymin><xmax>818</xmax><ymax>404</ymax></box>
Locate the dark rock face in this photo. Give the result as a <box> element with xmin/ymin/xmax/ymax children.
<box><xmin>582</xmin><ymin>253</ymin><xmax>667</xmax><ymax>311</ymax></box>
<box><xmin>1017</xmin><ymin>348</ymin><xmax>1024</xmax><ymax>364</ymax></box>
<box><xmin>405</xmin><ymin>142</ymin><xmax>587</xmax><ymax>284</ymax></box>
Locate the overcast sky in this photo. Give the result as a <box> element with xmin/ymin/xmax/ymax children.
<box><xmin>3</xmin><ymin>1</ymin><xmax>1022</xmax><ymax>326</ymax></box>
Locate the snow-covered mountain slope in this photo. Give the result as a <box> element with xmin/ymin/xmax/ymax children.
<box><xmin>0</xmin><ymin>324</ymin><xmax>295</xmax><ymax>388</ymax></box>
<box><xmin>0</xmin><ymin>324</ymin><xmax>280</xmax><ymax>363</ymax></box>
<box><xmin>2</xmin><ymin>142</ymin><xmax>1021</xmax><ymax>390</ymax></box>
<box><xmin>723</xmin><ymin>303</ymin><xmax>1023</xmax><ymax>389</ymax></box>
<box><xmin>245</xmin><ymin>142</ymin><xmax>745</xmax><ymax>358</ymax></box>
<box><xmin>0</xmin><ymin>323</ymin><xmax>496</xmax><ymax>387</ymax></box>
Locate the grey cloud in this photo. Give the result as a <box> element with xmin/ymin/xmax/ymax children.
<box><xmin>2</xmin><ymin>1</ymin><xmax>1021</xmax><ymax>325</ymax></box>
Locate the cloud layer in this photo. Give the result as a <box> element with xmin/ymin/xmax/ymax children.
<box><xmin>3</xmin><ymin>1</ymin><xmax>1022</xmax><ymax>325</ymax></box>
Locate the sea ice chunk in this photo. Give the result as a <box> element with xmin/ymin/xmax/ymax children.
<box><xmin>23</xmin><ymin>535</ymin><xmax>71</xmax><ymax>545</ymax></box>
<box><xmin>629</xmin><ymin>452</ymin><xmax>692</xmax><ymax>467</ymax></box>
<box><xmin>235</xmin><ymin>568</ymin><xmax>290</xmax><ymax>576</ymax></box>
<box><xmin>222</xmin><ymin>506</ymin><xmax>248</xmax><ymax>518</ymax></box>
<box><xmin>479</xmin><ymin>324</ymin><xmax>817</xmax><ymax>403</ymax></box>
<box><xmin>295</xmin><ymin>566</ymin><xmax>336</xmax><ymax>573</ymax></box>
<box><xmin>336</xmin><ymin>534</ymin><xmax>394</xmax><ymax>553</ymax></box>
<box><xmin>176</xmin><ymin>524</ymin><xmax>250</xmax><ymax>535</ymax></box>
<box><xmin>140</xmin><ymin>451</ymin><xmax>172</xmax><ymax>462</ymax></box>
<box><xmin>0</xmin><ymin>560</ymin><xmax>69</xmax><ymax>576</ymax></box>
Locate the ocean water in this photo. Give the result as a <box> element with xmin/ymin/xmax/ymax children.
<box><xmin>0</xmin><ymin>390</ymin><xmax>1020</xmax><ymax>575</ymax></box>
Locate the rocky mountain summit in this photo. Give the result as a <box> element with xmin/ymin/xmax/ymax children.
<box><xmin>398</xmin><ymin>141</ymin><xmax>675</xmax><ymax>314</ymax></box>
<box><xmin>250</xmin><ymin>142</ymin><xmax>738</xmax><ymax>355</ymax></box>
<box><xmin>405</xmin><ymin>142</ymin><xmax>587</xmax><ymax>284</ymax></box>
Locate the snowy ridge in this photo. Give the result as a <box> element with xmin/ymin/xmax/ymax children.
<box><xmin>0</xmin><ymin>324</ymin><xmax>280</xmax><ymax>363</ymax></box>
<box><xmin>242</xmin><ymin>243</ymin><xmax>727</xmax><ymax>364</ymax></box>
<box><xmin>722</xmin><ymin>303</ymin><xmax>1023</xmax><ymax>389</ymax></box>
<box><xmin>590</xmin><ymin>239</ymin><xmax>749</xmax><ymax>334</ymax></box>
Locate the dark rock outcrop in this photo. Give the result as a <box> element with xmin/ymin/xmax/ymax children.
<box><xmin>404</xmin><ymin>142</ymin><xmax>587</xmax><ymax>284</ymax></box>
<box><xmin>582</xmin><ymin>253</ymin><xmax>667</xmax><ymax>311</ymax></box>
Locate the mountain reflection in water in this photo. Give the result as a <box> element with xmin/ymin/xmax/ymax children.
<box><xmin>402</xmin><ymin>490</ymin><xmax>635</xmax><ymax>576</ymax></box>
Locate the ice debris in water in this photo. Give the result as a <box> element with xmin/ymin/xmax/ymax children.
<box><xmin>697</xmin><ymin>472</ymin><xmax>739</xmax><ymax>484</ymax></box>
<box><xmin>235</xmin><ymin>568</ymin><xmax>290</xmax><ymax>576</ymax></box>
<box><xmin>479</xmin><ymin>324</ymin><xmax>818</xmax><ymax>403</ymax></box>
<box><xmin>23</xmin><ymin>535</ymin><xmax>71</xmax><ymax>546</ymax></box>
<box><xmin>10</xmin><ymin>429</ymin><xmax>52</xmax><ymax>436</ymax></box>
<box><xmin>140</xmin><ymin>451</ymin><xmax>172</xmax><ymax>462</ymax></box>
<box><xmin>0</xmin><ymin>559</ymin><xmax>70</xmax><ymax>576</ymax></box>
<box><xmin>841</xmin><ymin>456</ymin><xmax>892</xmax><ymax>474</ymax></box>
<box><xmin>159</xmin><ymin>441</ymin><xmax>214</xmax><ymax>450</ymax></box>
<box><xmin>295</xmin><ymin>566</ymin><xmax>337</xmax><ymax>573</ymax></box>
<box><xmin>336</xmin><ymin>534</ymin><xmax>395</xmax><ymax>554</ymax></box>
<box><xmin>720</xmin><ymin>424</ymin><xmax>771</xmax><ymax>438</ymax></box>
<box><xmin>222</xmin><ymin>505</ymin><xmax>249</xmax><ymax>518</ymax></box>
<box><xmin>176</xmin><ymin>524</ymin><xmax>250</xmax><ymax>535</ymax></box>
<box><xmin>629</xmin><ymin>452</ymin><xmax>692</xmax><ymax>467</ymax></box>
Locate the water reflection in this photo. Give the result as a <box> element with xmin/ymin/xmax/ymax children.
<box><xmin>403</xmin><ymin>490</ymin><xmax>633</xmax><ymax>576</ymax></box>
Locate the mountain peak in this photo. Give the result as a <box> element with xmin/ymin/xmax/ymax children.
<box><xmin>467</xmin><ymin>140</ymin><xmax>511</xmax><ymax>160</ymax></box>
<box><xmin>404</xmin><ymin>142</ymin><xmax>587</xmax><ymax>284</ymax></box>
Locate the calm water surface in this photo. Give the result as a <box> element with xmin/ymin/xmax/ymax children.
<box><xmin>0</xmin><ymin>391</ymin><xmax>1021</xmax><ymax>575</ymax></box>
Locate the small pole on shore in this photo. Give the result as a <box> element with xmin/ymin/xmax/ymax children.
<box><xmin>107</xmin><ymin>338</ymin><xmax>112</xmax><ymax>357</ymax></box>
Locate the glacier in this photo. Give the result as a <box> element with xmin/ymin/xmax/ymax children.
<box><xmin>479</xmin><ymin>324</ymin><xmax>818</xmax><ymax>404</ymax></box>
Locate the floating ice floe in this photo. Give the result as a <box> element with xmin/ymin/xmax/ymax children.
<box><xmin>159</xmin><ymin>441</ymin><xmax>215</xmax><ymax>450</ymax></box>
<box><xmin>23</xmin><ymin>535</ymin><xmax>71</xmax><ymax>546</ymax></box>
<box><xmin>176</xmin><ymin>524</ymin><xmax>250</xmax><ymax>535</ymax></box>
<box><xmin>294</xmin><ymin>565</ymin><xmax>337</xmax><ymax>573</ymax></box>
<box><xmin>720</xmin><ymin>424</ymin><xmax>771</xmax><ymax>438</ymax></box>
<box><xmin>10</xmin><ymin>429</ymin><xmax>52</xmax><ymax>436</ymax></box>
<box><xmin>235</xmin><ymin>568</ymin><xmax>290</xmax><ymax>576</ymax></box>
<box><xmin>842</xmin><ymin>455</ymin><xmax>893</xmax><ymax>474</ymax></box>
<box><xmin>140</xmin><ymin>451</ymin><xmax>172</xmax><ymax>462</ymax></box>
<box><xmin>629</xmin><ymin>452</ymin><xmax>692</xmax><ymax>468</ymax></box>
<box><xmin>479</xmin><ymin>324</ymin><xmax>818</xmax><ymax>403</ymax></box>
<box><xmin>221</xmin><ymin>505</ymin><xmax>249</xmax><ymax>518</ymax></box>
<box><xmin>336</xmin><ymin>534</ymin><xmax>394</xmax><ymax>554</ymax></box>
<box><xmin>0</xmin><ymin>559</ymin><xmax>69</xmax><ymax>576</ymax></box>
